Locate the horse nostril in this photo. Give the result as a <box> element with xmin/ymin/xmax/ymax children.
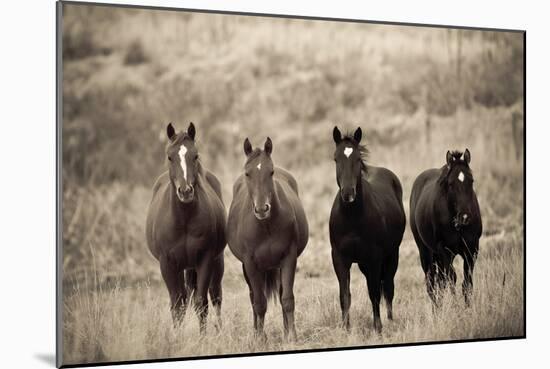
<box><xmin>254</xmin><ymin>203</ymin><xmax>270</xmax><ymax>214</ymax></box>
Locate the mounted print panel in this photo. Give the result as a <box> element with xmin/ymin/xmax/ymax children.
<box><xmin>57</xmin><ymin>1</ymin><xmax>525</xmax><ymax>367</ymax></box>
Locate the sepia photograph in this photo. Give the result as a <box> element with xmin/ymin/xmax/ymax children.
<box><xmin>58</xmin><ymin>1</ymin><xmax>525</xmax><ymax>366</ymax></box>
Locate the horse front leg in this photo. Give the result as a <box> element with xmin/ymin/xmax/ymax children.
<box><xmin>194</xmin><ymin>256</ymin><xmax>213</xmax><ymax>335</ymax></box>
<box><xmin>331</xmin><ymin>248</ymin><xmax>352</xmax><ymax>331</ymax></box>
<box><xmin>437</xmin><ymin>249</ymin><xmax>456</xmax><ymax>294</ymax></box>
<box><xmin>462</xmin><ymin>240</ymin><xmax>479</xmax><ymax>306</ymax></box>
<box><xmin>160</xmin><ymin>254</ymin><xmax>187</xmax><ymax>327</ymax></box>
<box><xmin>242</xmin><ymin>264</ymin><xmax>257</xmax><ymax>330</ymax></box>
<box><xmin>244</xmin><ymin>258</ymin><xmax>268</xmax><ymax>341</ymax></box>
<box><xmin>359</xmin><ymin>260</ymin><xmax>383</xmax><ymax>333</ymax></box>
<box><xmin>280</xmin><ymin>247</ymin><xmax>298</xmax><ymax>341</ymax></box>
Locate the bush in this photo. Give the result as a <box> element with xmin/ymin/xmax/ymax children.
<box><xmin>62</xmin><ymin>4</ymin><xmax>112</xmax><ymax>60</ymax></box>
<box><xmin>124</xmin><ymin>40</ymin><xmax>149</xmax><ymax>66</ymax></box>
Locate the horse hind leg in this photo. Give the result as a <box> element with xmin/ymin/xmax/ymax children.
<box><xmin>184</xmin><ymin>269</ymin><xmax>197</xmax><ymax>298</ymax></box>
<box><xmin>279</xmin><ymin>249</ymin><xmax>297</xmax><ymax>342</ymax></box>
<box><xmin>208</xmin><ymin>255</ymin><xmax>224</xmax><ymax>332</ymax></box>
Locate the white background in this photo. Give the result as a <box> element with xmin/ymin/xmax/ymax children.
<box><xmin>0</xmin><ymin>0</ymin><xmax>546</xmax><ymax>368</ymax></box>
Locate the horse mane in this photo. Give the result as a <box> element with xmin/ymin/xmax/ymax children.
<box><xmin>449</xmin><ymin>150</ymin><xmax>464</xmax><ymax>161</ymax></box>
<box><xmin>341</xmin><ymin>133</ymin><xmax>369</xmax><ymax>172</ymax></box>
<box><xmin>170</xmin><ymin>132</ymin><xmax>193</xmax><ymax>145</ymax></box>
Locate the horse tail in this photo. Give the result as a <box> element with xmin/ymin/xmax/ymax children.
<box><xmin>185</xmin><ymin>269</ymin><xmax>197</xmax><ymax>295</ymax></box>
<box><xmin>265</xmin><ymin>268</ymin><xmax>280</xmax><ymax>303</ymax></box>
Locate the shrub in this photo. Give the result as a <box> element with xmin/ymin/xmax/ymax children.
<box><xmin>124</xmin><ymin>40</ymin><xmax>150</xmax><ymax>66</ymax></box>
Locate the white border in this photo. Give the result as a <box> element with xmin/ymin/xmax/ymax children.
<box><xmin>1</xmin><ymin>1</ymin><xmax>546</xmax><ymax>368</ymax></box>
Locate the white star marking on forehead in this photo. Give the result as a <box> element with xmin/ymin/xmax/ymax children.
<box><xmin>344</xmin><ymin>147</ymin><xmax>353</xmax><ymax>158</ymax></box>
<box><xmin>178</xmin><ymin>145</ymin><xmax>188</xmax><ymax>181</ymax></box>
<box><xmin>257</xmin><ymin>162</ymin><xmax>262</xmax><ymax>170</ymax></box>
<box><xmin>458</xmin><ymin>171</ymin><xmax>465</xmax><ymax>182</ymax></box>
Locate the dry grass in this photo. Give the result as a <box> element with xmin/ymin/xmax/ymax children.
<box><xmin>60</xmin><ymin>4</ymin><xmax>524</xmax><ymax>366</ymax></box>
<box><xmin>62</xmin><ymin>229</ymin><xmax>523</xmax><ymax>365</ymax></box>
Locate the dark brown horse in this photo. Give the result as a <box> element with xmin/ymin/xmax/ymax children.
<box><xmin>227</xmin><ymin>137</ymin><xmax>308</xmax><ymax>341</ymax></box>
<box><xmin>146</xmin><ymin>122</ymin><xmax>226</xmax><ymax>334</ymax></box>
<box><xmin>329</xmin><ymin>127</ymin><xmax>406</xmax><ymax>333</ymax></box>
<box><xmin>410</xmin><ymin>149</ymin><xmax>482</xmax><ymax>306</ymax></box>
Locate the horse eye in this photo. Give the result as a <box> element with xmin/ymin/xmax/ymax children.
<box><xmin>167</xmin><ymin>156</ymin><xmax>172</xmax><ymax>162</ymax></box>
<box><xmin>194</xmin><ymin>154</ymin><xmax>199</xmax><ymax>160</ymax></box>
<box><xmin>245</xmin><ymin>173</ymin><xmax>250</xmax><ymax>177</ymax></box>
<box><xmin>270</xmin><ymin>171</ymin><xmax>274</xmax><ymax>176</ymax></box>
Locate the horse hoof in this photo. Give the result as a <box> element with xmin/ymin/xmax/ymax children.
<box><xmin>285</xmin><ymin>331</ymin><xmax>297</xmax><ymax>343</ymax></box>
<box><xmin>374</xmin><ymin>320</ymin><xmax>383</xmax><ymax>334</ymax></box>
<box><xmin>254</xmin><ymin>331</ymin><xmax>268</xmax><ymax>343</ymax></box>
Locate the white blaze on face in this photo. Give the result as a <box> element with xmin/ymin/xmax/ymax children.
<box><xmin>458</xmin><ymin>171</ymin><xmax>465</xmax><ymax>182</ymax></box>
<box><xmin>344</xmin><ymin>147</ymin><xmax>353</xmax><ymax>158</ymax></box>
<box><xmin>178</xmin><ymin>144</ymin><xmax>188</xmax><ymax>181</ymax></box>
<box><xmin>257</xmin><ymin>162</ymin><xmax>262</xmax><ymax>170</ymax></box>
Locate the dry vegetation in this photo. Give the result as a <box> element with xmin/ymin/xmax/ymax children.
<box><xmin>61</xmin><ymin>4</ymin><xmax>524</xmax><ymax>366</ymax></box>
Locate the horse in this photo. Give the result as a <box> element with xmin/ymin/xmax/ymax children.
<box><xmin>409</xmin><ymin>149</ymin><xmax>482</xmax><ymax>306</ymax></box>
<box><xmin>145</xmin><ymin>122</ymin><xmax>227</xmax><ymax>334</ymax></box>
<box><xmin>329</xmin><ymin>126</ymin><xmax>406</xmax><ymax>333</ymax></box>
<box><xmin>227</xmin><ymin>137</ymin><xmax>309</xmax><ymax>341</ymax></box>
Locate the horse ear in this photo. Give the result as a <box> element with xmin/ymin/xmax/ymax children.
<box><xmin>167</xmin><ymin>122</ymin><xmax>176</xmax><ymax>142</ymax></box>
<box><xmin>243</xmin><ymin>138</ymin><xmax>253</xmax><ymax>156</ymax></box>
<box><xmin>464</xmin><ymin>148</ymin><xmax>471</xmax><ymax>164</ymax></box>
<box><xmin>187</xmin><ymin>122</ymin><xmax>196</xmax><ymax>140</ymax></box>
<box><xmin>353</xmin><ymin>127</ymin><xmax>362</xmax><ymax>143</ymax></box>
<box><xmin>446</xmin><ymin>150</ymin><xmax>452</xmax><ymax>166</ymax></box>
<box><xmin>333</xmin><ymin>126</ymin><xmax>342</xmax><ymax>144</ymax></box>
<box><xmin>264</xmin><ymin>137</ymin><xmax>273</xmax><ymax>155</ymax></box>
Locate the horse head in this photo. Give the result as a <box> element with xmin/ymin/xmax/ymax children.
<box><xmin>439</xmin><ymin>149</ymin><xmax>476</xmax><ymax>229</ymax></box>
<box><xmin>166</xmin><ymin>122</ymin><xmax>200</xmax><ymax>203</ymax></box>
<box><xmin>243</xmin><ymin>137</ymin><xmax>275</xmax><ymax>220</ymax></box>
<box><xmin>332</xmin><ymin>126</ymin><xmax>366</xmax><ymax>203</ymax></box>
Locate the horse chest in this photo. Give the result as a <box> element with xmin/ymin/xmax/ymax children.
<box><xmin>331</xmin><ymin>215</ymin><xmax>375</xmax><ymax>258</ymax></box>
<box><xmin>243</xmin><ymin>221</ymin><xmax>293</xmax><ymax>270</ymax></box>
<box><xmin>252</xmin><ymin>238</ymin><xmax>289</xmax><ymax>270</ymax></box>
<box><xmin>439</xmin><ymin>227</ymin><xmax>478</xmax><ymax>254</ymax></box>
<box><xmin>158</xmin><ymin>213</ymin><xmax>219</xmax><ymax>267</ymax></box>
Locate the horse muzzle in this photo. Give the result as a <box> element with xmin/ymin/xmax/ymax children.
<box><xmin>253</xmin><ymin>203</ymin><xmax>271</xmax><ymax>220</ymax></box>
<box><xmin>340</xmin><ymin>187</ymin><xmax>356</xmax><ymax>203</ymax></box>
<box><xmin>453</xmin><ymin>213</ymin><xmax>471</xmax><ymax>229</ymax></box>
<box><xmin>177</xmin><ymin>184</ymin><xmax>194</xmax><ymax>203</ymax></box>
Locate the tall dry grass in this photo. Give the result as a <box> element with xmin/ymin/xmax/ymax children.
<box><xmin>60</xmin><ymin>3</ymin><xmax>524</xmax><ymax>365</ymax></box>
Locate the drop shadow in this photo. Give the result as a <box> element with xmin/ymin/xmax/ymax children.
<box><xmin>34</xmin><ymin>353</ymin><xmax>56</xmax><ymax>367</ymax></box>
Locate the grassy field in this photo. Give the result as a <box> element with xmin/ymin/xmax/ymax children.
<box><xmin>60</xmin><ymin>4</ymin><xmax>524</xmax><ymax>365</ymax></box>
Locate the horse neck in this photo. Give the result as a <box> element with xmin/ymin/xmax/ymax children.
<box><xmin>270</xmin><ymin>181</ymin><xmax>283</xmax><ymax>218</ymax></box>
